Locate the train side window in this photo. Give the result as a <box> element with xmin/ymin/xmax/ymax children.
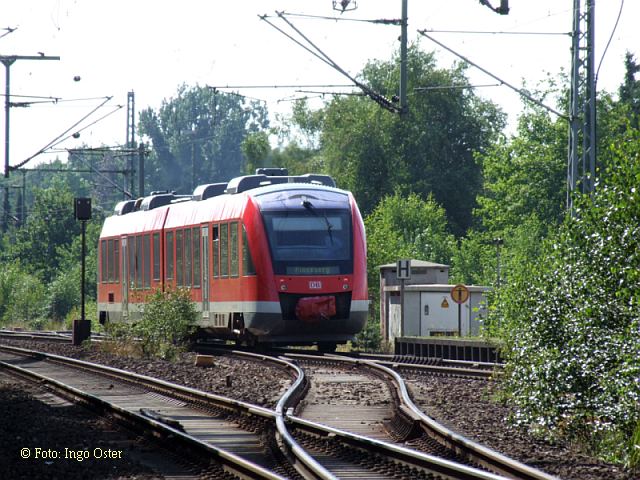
<box><xmin>212</xmin><ymin>225</ymin><xmax>219</xmax><ymax>279</ymax></box>
<box><xmin>136</xmin><ymin>235</ymin><xmax>143</xmax><ymax>289</ymax></box>
<box><xmin>143</xmin><ymin>234</ymin><xmax>151</xmax><ymax>289</ymax></box>
<box><xmin>176</xmin><ymin>229</ymin><xmax>183</xmax><ymax>286</ymax></box>
<box><xmin>230</xmin><ymin>222</ymin><xmax>238</xmax><ymax>277</ymax></box>
<box><xmin>107</xmin><ymin>239</ymin><xmax>113</xmax><ymax>282</ymax></box>
<box><xmin>114</xmin><ymin>239</ymin><xmax>119</xmax><ymax>282</ymax></box>
<box><xmin>100</xmin><ymin>240</ymin><xmax>107</xmax><ymax>283</ymax></box>
<box><xmin>128</xmin><ymin>235</ymin><xmax>135</xmax><ymax>289</ymax></box>
<box><xmin>193</xmin><ymin>227</ymin><xmax>201</xmax><ymax>287</ymax></box>
<box><xmin>185</xmin><ymin>228</ymin><xmax>192</xmax><ymax>287</ymax></box>
<box><xmin>166</xmin><ymin>231</ymin><xmax>174</xmax><ymax>281</ymax></box>
<box><xmin>242</xmin><ymin>225</ymin><xmax>256</xmax><ymax>276</ymax></box>
<box><xmin>220</xmin><ymin>223</ymin><xmax>229</xmax><ymax>277</ymax></box>
<box><xmin>153</xmin><ymin>233</ymin><xmax>160</xmax><ymax>281</ymax></box>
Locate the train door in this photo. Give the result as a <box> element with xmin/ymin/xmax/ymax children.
<box><xmin>121</xmin><ymin>236</ymin><xmax>129</xmax><ymax>320</ymax></box>
<box><xmin>201</xmin><ymin>225</ymin><xmax>210</xmax><ymax>319</ymax></box>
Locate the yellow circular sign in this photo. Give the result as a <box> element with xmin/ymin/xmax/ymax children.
<box><xmin>451</xmin><ymin>284</ymin><xmax>470</xmax><ymax>304</ymax></box>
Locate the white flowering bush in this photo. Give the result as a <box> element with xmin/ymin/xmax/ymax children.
<box><xmin>490</xmin><ymin>127</ymin><xmax>640</xmax><ymax>467</ymax></box>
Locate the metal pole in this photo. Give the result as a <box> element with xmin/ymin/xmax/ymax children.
<box><xmin>458</xmin><ymin>302</ymin><xmax>462</xmax><ymax>337</ymax></box>
<box><xmin>568</xmin><ymin>0</ymin><xmax>581</xmax><ymax>212</ymax></box>
<box><xmin>81</xmin><ymin>219</ymin><xmax>86</xmax><ymax>323</ymax></box>
<box><xmin>586</xmin><ymin>0</ymin><xmax>596</xmax><ymax>194</ymax></box>
<box><xmin>3</xmin><ymin>58</ymin><xmax>14</xmax><ymax>178</ymax></box>
<box><xmin>399</xmin><ymin>0</ymin><xmax>408</xmax><ymax>114</ymax></box>
<box><xmin>400</xmin><ymin>279</ymin><xmax>405</xmax><ymax>337</ymax></box>
<box><xmin>138</xmin><ymin>143</ymin><xmax>145</xmax><ymax>197</ymax></box>
<box><xmin>1</xmin><ymin>55</ymin><xmax>60</xmax><ymax>178</ymax></box>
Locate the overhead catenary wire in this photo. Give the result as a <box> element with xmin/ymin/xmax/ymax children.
<box><xmin>260</xmin><ymin>11</ymin><xmax>400</xmax><ymax>113</ymax></box>
<box><xmin>272</xmin><ymin>12</ymin><xmax>401</xmax><ymax>26</ymax></box>
<box><xmin>421</xmin><ymin>29</ymin><xmax>570</xmax><ymax>36</ymax></box>
<box><xmin>417</xmin><ymin>29</ymin><xmax>567</xmax><ymax>119</ymax></box>
<box><xmin>414</xmin><ymin>83</ymin><xmax>502</xmax><ymax>91</ymax></box>
<box><xmin>595</xmin><ymin>0</ymin><xmax>625</xmax><ymax>88</ymax></box>
<box><xmin>12</xmin><ymin>96</ymin><xmax>120</xmax><ymax>171</ymax></box>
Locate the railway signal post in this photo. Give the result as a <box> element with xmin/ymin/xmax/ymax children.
<box><xmin>74</xmin><ymin>197</ymin><xmax>92</xmax><ymax>345</ymax></box>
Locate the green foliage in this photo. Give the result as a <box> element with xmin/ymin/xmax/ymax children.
<box><xmin>64</xmin><ymin>301</ymin><xmax>101</xmax><ymax>333</ymax></box>
<box><xmin>6</xmin><ymin>182</ymin><xmax>79</xmax><ymax>282</ymax></box>
<box><xmin>138</xmin><ymin>84</ymin><xmax>269</xmax><ymax>194</ymax></box>
<box><xmin>475</xmin><ymin>105</ymin><xmax>567</xmax><ymax>236</ymax></box>
<box><xmin>491</xmin><ymin>125</ymin><xmax>640</xmax><ymax>467</ymax></box>
<box><xmin>133</xmin><ymin>288</ymin><xmax>197</xmax><ymax>360</ymax></box>
<box><xmin>0</xmin><ymin>262</ymin><xmax>47</xmax><ymax>327</ymax></box>
<box><xmin>365</xmin><ymin>192</ymin><xmax>456</xmax><ymax>336</ymax></box>
<box><xmin>353</xmin><ymin>318</ymin><xmax>382</xmax><ymax>352</ymax></box>
<box><xmin>296</xmin><ymin>45</ymin><xmax>504</xmax><ymax>234</ymax></box>
<box><xmin>241</xmin><ymin>131</ymin><xmax>271</xmax><ymax>174</ymax></box>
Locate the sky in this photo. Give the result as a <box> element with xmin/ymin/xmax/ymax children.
<box><xmin>1</xmin><ymin>0</ymin><xmax>637</xmax><ymax>176</ymax></box>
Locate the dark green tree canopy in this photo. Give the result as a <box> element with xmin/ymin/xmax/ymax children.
<box><xmin>302</xmin><ymin>45</ymin><xmax>505</xmax><ymax>235</ymax></box>
<box><xmin>138</xmin><ymin>85</ymin><xmax>269</xmax><ymax>194</ymax></box>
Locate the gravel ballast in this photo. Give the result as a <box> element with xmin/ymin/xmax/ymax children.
<box><xmin>1</xmin><ymin>339</ymin><xmax>637</xmax><ymax>480</ymax></box>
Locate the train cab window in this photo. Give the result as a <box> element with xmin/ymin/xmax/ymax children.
<box><xmin>176</xmin><ymin>229</ymin><xmax>183</xmax><ymax>286</ymax></box>
<box><xmin>220</xmin><ymin>223</ymin><xmax>229</xmax><ymax>277</ymax></box>
<box><xmin>230</xmin><ymin>222</ymin><xmax>239</xmax><ymax>277</ymax></box>
<box><xmin>166</xmin><ymin>231</ymin><xmax>174</xmax><ymax>281</ymax></box>
<box><xmin>100</xmin><ymin>240</ymin><xmax>107</xmax><ymax>283</ymax></box>
<box><xmin>262</xmin><ymin>209</ymin><xmax>353</xmax><ymax>275</ymax></box>
<box><xmin>153</xmin><ymin>233</ymin><xmax>160</xmax><ymax>281</ymax></box>
<box><xmin>114</xmin><ymin>240</ymin><xmax>119</xmax><ymax>282</ymax></box>
<box><xmin>128</xmin><ymin>235</ymin><xmax>135</xmax><ymax>288</ymax></box>
<box><xmin>193</xmin><ymin>227</ymin><xmax>201</xmax><ymax>287</ymax></box>
<box><xmin>212</xmin><ymin>225</ymin><xmax>219</xmax><ymax>279</ymax></box>
<box><xmin>143</xmin><ymin>234</ymin><xmax>151</xmax><ymax>289</ymax></box>
<box><xmin>136</xmin><ymin>235</ymin><xmax>143</xmax><ymax>289</ymax></box>
<box><xmin>242</xmin><ymin>225</ymin><xmax>256</xmax><ymax>276</ymax></box>
<box><xmin>185</xmin><ymin>228</ymin><xmax>192</xmax><ymax>287</ymax></box>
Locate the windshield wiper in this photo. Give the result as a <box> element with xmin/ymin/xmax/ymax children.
<box><xmin>302</xmin><ymin>199</ymin><xmax>333</xmax><ymax>244</ymax></box>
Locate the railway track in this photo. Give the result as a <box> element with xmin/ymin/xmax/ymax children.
<box><xmin>0</xmin><ymin>344</ymin><xmax>294</xmax><ymax>479</ymax></box>
<box><xmin>284</xmin><ymin>353</ymin><xmax>557</xmax><ymax>480</ymax></box>
<box><xmin>1</xmin><ymin>343</ymin><xmax>523</xmax><ymax>479</ymax></box>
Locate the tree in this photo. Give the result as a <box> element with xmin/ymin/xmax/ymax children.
<box><xmin>138</xmin><ymin>85</ymin><xmax>269</xmax><ymax>194</ymax></box>
<box><xmin>365</xmin><ymin>192</ymin><xmax>456</xmax><ymax>322</ymax></box>
<box><xmin>302</xmin><ymin>45</ymin><xmax>505</xmax><ymax>235</ymax></box>
<box><xmin>491</xmin><ymin>125</ymin><xmax>640</xmax><ymax>467</ymax></box>
<box><xmin>619</xmin><ymin>51</ymin><xmax>640</xmax><ymax>127</ymax></box>
<box><xmin>7</xmin><ymin>182</ymin><xmax>80</xmax><ymax>283</ymax></box>
<box><xmin>475</xmin><ymin>104</ymin><xmax>567</xmax><ymax>236</ymax></box>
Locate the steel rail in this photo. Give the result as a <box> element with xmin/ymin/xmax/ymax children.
<box><xmin>285</xmin><ymin>353</ymin><xmax>558</xmax><ymax>480</ymax></box>
<box><xmin>287</xmin><ymin>415</ymin><xmax>507</xmax><ymax>480</ymax></box>
<box><xmin>0</xmin><ymin>344</ymin><xmax>334</xmax><ymax>480</ymax></box>
<box><xmin>0</xmin><ymin>348</ymin><xmax>285</xmax><ymax>480</ymax></box>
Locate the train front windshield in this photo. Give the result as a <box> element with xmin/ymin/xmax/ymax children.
<box><xmin>262</xmin><ymin>209</ymin><xmax>353</xmax><ymax>275</ymax></box>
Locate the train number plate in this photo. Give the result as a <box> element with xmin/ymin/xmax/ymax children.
<box><xmin>309</xmin><ymin>280</ymin><xmax>322</xmax><ymax>289</ymax></box>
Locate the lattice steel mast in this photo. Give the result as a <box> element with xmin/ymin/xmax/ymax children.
<box><xmin>567</xmin><ymin>0</ymin><xmax>596</xmax><ymax>213</ymax></box>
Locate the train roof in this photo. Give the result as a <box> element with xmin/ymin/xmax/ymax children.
<box><xmin>100</xmin><ymin>170</ymin><xmax>353</xmax><ymax>238</ymax></box>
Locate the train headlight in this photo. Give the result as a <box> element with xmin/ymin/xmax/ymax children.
<box><xmin>343</xmin><ymin>283</ymin><xmax>349</xmax><ymax>290</ymax></box>
<box><xmin>280</xmin><ymin>283</ymin><xmax>288</xmax><ymax>291</ymax></box>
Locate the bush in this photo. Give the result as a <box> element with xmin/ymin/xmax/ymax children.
<box><xmin>490</xmin><ymin>127</ymin><xmax>640</xmax><ymax>467</ymax></box>
<box><xmin>64</xmin><ymin>301</ymin><xmax>101</xmax><ymax>333</ymax></box>
<box><xmin>0</xmin><ymin>265</ymin><xmax>47</xmax><ymax>327</ymax></box>
<box><xmin>133</xmin><ymin>288</ymin><xmax>197</xmax><ymax>360</ymax></box>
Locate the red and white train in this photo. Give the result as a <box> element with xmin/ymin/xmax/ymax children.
<box><xmin>97</xmin><ymin>169</ymin><xmax>368</xmax><ymax>350</ymax></box>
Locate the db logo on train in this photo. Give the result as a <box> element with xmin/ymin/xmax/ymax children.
<box><xmin>309</xmin><ymin>280</ymin><xmax>322</xmax><ymax>289</ymax></box>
